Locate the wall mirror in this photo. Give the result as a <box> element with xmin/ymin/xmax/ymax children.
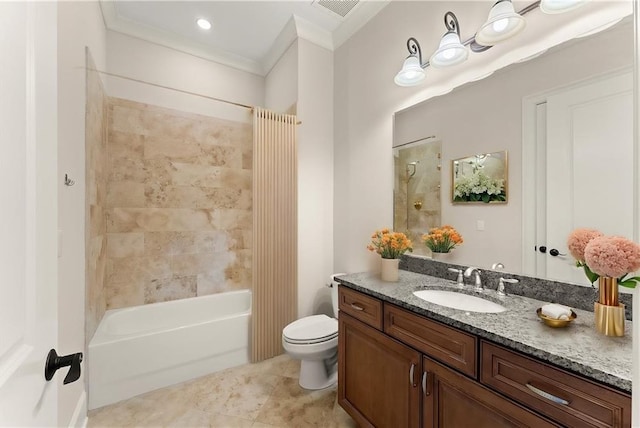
<box><xmin>392</xmin><ymin>15</ymin><xmax>635</xmax><ymax>286</ymax></box>
<box><xmin>452</xmin><ymin>151</ymin><xmax>507</xmax><ymax>204</ymax></box>
<box><xmin>393</xmin><ymin>139</ymin><xmax>442</xmax><ymax>257</ymax></box>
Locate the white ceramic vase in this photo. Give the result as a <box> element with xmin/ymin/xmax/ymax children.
<box><xmin>380</xmin><ymin>258</ymin><xmax>400</xmax><ymax>282</ymax></box>
<box><xmin>431</xmin><ymin>251</ymin><xmax>452</xmax><ymax>262</ymax></box>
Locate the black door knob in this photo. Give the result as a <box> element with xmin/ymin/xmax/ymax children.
<box><xmin>44</xmin><ymin>349</ymin><xmax>83</xmax><ymax>385</ymax></box>
<box><xmin>538</xmin><ymin>246</ymin><xmax>547</xmax><ymax>253</ymax></box>
<box><xmin>549</xmin><ymin>248</ymin><xmax>566</xmax><ymax>257</ymax></box>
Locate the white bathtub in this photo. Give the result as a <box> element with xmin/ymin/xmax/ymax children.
<box><xmin>88</xmin><ymin>290</ymin><xmax>251</xmax><ymax>409</ymax></box>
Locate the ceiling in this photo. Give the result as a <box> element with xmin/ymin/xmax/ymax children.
<box><xmin>100</xmin><ymin>0</ymin><xmax>390</xmax><ymax>76</ymax></box>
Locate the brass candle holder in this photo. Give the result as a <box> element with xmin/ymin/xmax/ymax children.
<box><xmin>594</xmin><ymin>277</ymin><xmax>625</xmax><ymax>337</ymax></box>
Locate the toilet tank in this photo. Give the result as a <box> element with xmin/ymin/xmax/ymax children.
<box><xmin>330</xmin><ymin>273</ymin><xmax>346</xmax><ymax>318</ymax></box>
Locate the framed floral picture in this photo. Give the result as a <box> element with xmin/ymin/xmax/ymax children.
<box><xmin>451</xmin><ymin>151</ymin><xmax>507</xmax><ymax>204</ymax></box>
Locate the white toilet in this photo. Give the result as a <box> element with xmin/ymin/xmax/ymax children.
<box><xmin>282</xmin><ymin>274</ymin><xmax>343</xmax><ymax>390</ymax></box>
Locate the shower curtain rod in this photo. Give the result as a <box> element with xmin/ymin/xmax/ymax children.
<box><xmin>394</xmin><ymin>135</ymin><xmax>437</xmax><ymax>148</ymax></box>
<box><xmin>87</xmin><ymin>68</ymin><xmax>302</xmax><ymax>124</ymax></box>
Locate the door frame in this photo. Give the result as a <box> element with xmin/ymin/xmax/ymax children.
<box><xmin>521</xmin><ymin>67</ymin><xmax>636</xmax><ymax>278</ymax></box>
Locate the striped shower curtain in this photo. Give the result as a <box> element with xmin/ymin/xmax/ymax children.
<box><xmin>251</xmin><ymin>107</ymin><xmax>298</xmax><ymax>362</ymax></box>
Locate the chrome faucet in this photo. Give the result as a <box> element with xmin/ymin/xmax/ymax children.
<box><xmin>447</xmin><ymin>268</ymin><xmax>464</xmax><ymax>287</ymax></box>
<box><xmin>464</xmin><ymin>267</ymin><xmax>483</xmax><ymax>292</ymax></box>
<box><xmin>497</xmin><ymin>277</ymin><xmax>519</xmax><ymax>296</ymax></box>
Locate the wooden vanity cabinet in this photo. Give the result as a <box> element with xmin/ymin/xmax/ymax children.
<box><xmin>339</xmin><ymin>312</ymin><xmax>422</xmax><ymax>428</ymax></box>
<box><xmin>338</xmin><ymin>286</ymin><xmax>630</xmax><ymax>428</ymax></box>
<box><xmin>423</xmin><ymin>357</ymin><xmax>557</xmax><ymax>428</ymax></box>
<box><xmin>481</xmin><ymin>341</ymin><xmax>632</xmax><ymax>428</ymax></box>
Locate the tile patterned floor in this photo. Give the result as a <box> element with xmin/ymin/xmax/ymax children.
<box><xmin>88</xmin><ymin>355</ymin><xmax>356</xmax><ymax>427</ymax></box>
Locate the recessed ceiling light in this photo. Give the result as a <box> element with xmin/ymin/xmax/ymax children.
<box><xmin>196</xmin><ymin>18</ymin><xmax>212</xmax><ymax>30</ymax></box>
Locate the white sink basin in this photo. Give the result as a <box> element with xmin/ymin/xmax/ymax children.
<box><xmin>413</xmin><ymin>290</ymin><xmax>507</xmax><ymax>313</ymax></box>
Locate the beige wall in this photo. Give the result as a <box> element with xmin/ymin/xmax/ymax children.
<box><xmin>296</xmin><ymin>39</ymin><xmax>334</xmax><ymax>317</ymax></box>
<box><xmin>265</xmin><ymin>37</ymin><xmax>335</xmax><ymax>318</ymax></box>
<box><xmin>85</xmin><ymin>55</ymin><xmax>108</xmax><ymax>345</ymax></box>
<box><xmin>104</xmin><ymin>98</ymin><xmax>252</xmax><ymax>308</ymax></box>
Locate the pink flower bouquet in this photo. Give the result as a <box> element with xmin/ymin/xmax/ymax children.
<box><xmin>584</xmin><ymin>236</ymin><xmax>640</xmax><ymax>288</ymax></box>
<box><xmin>566</xmin><ymin>228</ymin><xmax>604</xmax><ymax>284</ymax></box>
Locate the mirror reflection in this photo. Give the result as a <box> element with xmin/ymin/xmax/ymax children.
<box><xmin>393</xmin><ymin>139</ymin><xmax>442</xmax><ymax>257</ymax></box>
<box><xmin>452</xmin><ymin>151</ymin><xmax>507</xmax><ymax>204</ymax></box>
<box><xmin>392</xmin><ymin>18</ymin><xmax>634</xmax><ymax>285</ymax></box>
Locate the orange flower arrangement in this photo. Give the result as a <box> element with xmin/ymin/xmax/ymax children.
<box><xmin>367</xmin><ymin>228</ymin><xmax>413</xmax><ymax>259</ymax></box>
<box><xmin>422</xmin><ymin>225</ymin><xmax>463</xmax><ymax>253</ymax></box>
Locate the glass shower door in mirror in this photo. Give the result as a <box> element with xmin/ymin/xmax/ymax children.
<box><xmin>393</xmin><ymin>140</ymin><xmax>442</xmax><ymax>256</ymax></box>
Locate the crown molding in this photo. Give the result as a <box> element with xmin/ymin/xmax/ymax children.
<box><xmin>333</xmin><ymin>0</ymin><xmax>390</xmax><ymax>49</ymax></box>
<box><xmin>261</xmin><ymin>16</ymin><xmax>299</xmax><ymax>76</ymax></box>
<box><xmin>99</xmin><ymin>1</ymin><xmax>264</xmax><ymax>76</ymax></box>
<box><xmin>99</xmin><ymin>0</ymin><xmax>390</xmax><ymax>77</ymax></box>
<box><xmin>294</xmin><ymin>15</ymin><xmax>334</xmax><ymax>52</ymax></box>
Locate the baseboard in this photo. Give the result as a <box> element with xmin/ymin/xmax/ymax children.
<box><xmin>68</xmin><ymin>390</ymin><xmax>88</xmax><ymax>428</ymax></box>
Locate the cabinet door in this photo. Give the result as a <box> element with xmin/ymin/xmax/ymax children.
<box><xmin>339</xmin><ymin>312</ymin><xmax>421</xmax><ymax>428</ymax></box>
<box><xmin>423</xmin><ymin>357</ymin><xmax>558</xmax><ymax>428</ymax></box>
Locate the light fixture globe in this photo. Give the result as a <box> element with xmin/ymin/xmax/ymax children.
<box><xmin>394</xmin><ymin>55</ymin><xmax>426</xmax><ymax>87</ymax></box>
<box><xmin>540</xmin><ymin>0</ymin><xmax>587</xmax><ymax>14</ymax></box>
<box><xmin>430</xmin><ymin>32</ymin><xmax>468</xmax><ymax>68</ymax></box>
<box><xmin>475</xmin><ymin>0</ymin><xmax>526</xmax><ymax>46</ymax></box>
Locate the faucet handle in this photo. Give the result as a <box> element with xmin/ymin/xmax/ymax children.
<box><xmin>447</xmin><ymin>268</ymin><xmax>464</xmax><ymax>286</ymax></box>
<box><xmin>491</xmin><ymin>262</ymin><xmax>505</xmax><ymax>270</ymax></box>
<box><xmin>497</xmin><ymin>277</ymin><xmax>519</xmax><ymax>296</ymax></box>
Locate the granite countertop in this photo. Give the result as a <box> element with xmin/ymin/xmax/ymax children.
<box><xmin>336</xmin><ymin>270</ymin><xmax>632</xmax><ymax>393</ymax></box>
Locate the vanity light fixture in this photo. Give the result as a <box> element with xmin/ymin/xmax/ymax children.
<box><xmin>196</xmin><ymin>18</ymin><xmax>212</xmax><ymax>30</ymax></box>
<box><xmin>475</xmin><ymin>0</ymin><xmax>526</xmax><ymax>46</ymax></box>
<box><xmin>394</xmin><ymin>0</ymin><xmax>588</xmax><ymax>87</ymax></box>
<box><xmin>430</xmin><ymin>12</ymin><xmax>468</xmax><ymax>68</ymax></box>
<box><xmin>394</xmin><ymin>38</ymin><xmax>427</xmax><ymax>86</ymax></box>
<box><xmin>540</xmin><ymin>0</ymin><xmax>587</xmax><ymax>15</ymax></box>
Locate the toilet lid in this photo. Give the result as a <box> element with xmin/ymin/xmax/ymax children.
<box><xmin>283</xmin><ymin>314</ymin><xmax>338</xmax><ymax>343</ymax></box>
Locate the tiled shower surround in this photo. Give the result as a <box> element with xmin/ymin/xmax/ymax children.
<box><xmin>104</xmin><ymin>98</ymin><xmax>253</xmax><ymax>309</ymax></box>
<box><xmin>85</xmin><ymin>55</ymin><xmax>108</xmax><ymax>341</ymax></box>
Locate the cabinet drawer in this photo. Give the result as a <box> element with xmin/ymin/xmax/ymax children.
<box><xmin>384</xmin><ymin>304</ymin><xmax>477</xmax><ymax>378</ymax></box>
<box><xmin>481</xmin><ymin>341</ymin><xmax>631</xmax><ymax>428</ymax></box>
<box><xmin>338</xmin><ymin>286</ymin><xmax>383</xmax><ymax>330</ymax></box>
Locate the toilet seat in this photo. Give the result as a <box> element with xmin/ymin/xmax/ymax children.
<box><xmin>283</xmin><ymin>315</ymin><xmax>338</xmax><ymax>345</ymax></box>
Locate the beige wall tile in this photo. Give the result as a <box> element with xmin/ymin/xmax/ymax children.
<box><xmin>224</xmin><ymin>268</ymin><xmax>252</xmax><ymax>290</ymax></box>
<box><xmin>242</xmin><ymin>149</ymin><xmax>252</xmax><ymax>170</ymax></box>
<box><xmin>85</xmin><ymin>59</ymin><xmax>108</xmax><ymax>344</ymax></box>
<box><xmin>210</xmin><ymin>209</ymin><xmax>252</xmax><ymax>230</ymax></box>
<box><xmin>196</xmin><ymin>271</ymin><xmax>231</xmax><ymax>296</ymax></box>
<box><xmin>145</xmin><ymin>275</ymin><xmax>197</xmax><ymax>304</ymax></box>
<box><xmin>109</xmin><ymin>104</ymin><xmax>148</xmax><ymax>136</ymax></box>
<box><xmin>145</xmin><ymin>186</ymin><xmax>251</xmax><ymax>210</ymax></box>
<box><xmin>104</xmin><ymin>98</ymin><xmax>253</xmax><ymax>309</ymax></box>
<box><xmin>107</xmin><ymin>233</ymin><xmax>144</xmax><ymax>258</ymax></box>
<box><xmin>144</xmin><ymin>136</ymin><xmax>201</xmax><ymax>161</ymax></box>
<box><xmin>193</xmin><ymin>231</ymin><xmax>229</xmax><ymax>253</ymax></box>
<box><xmin>171</xmin><ymin>162</ymin><xmax>251</xmax><ymax>190</ymax></box>
<box><xmin>106</xmin><ymin>280</ymin><xmax>145</xmax><ymax>310</ymax></box>
<box><xmin>89</xmin><ymin>204</ymin><xmax>105</xmax><ymax>238</ymax></box>
<box><xmin>108</xmin><ymin>130</ymin><xmax>144</xmax><ymax>161</ymax></box>
<box><xmin>171</xmin><ymin>252</ymin><xmax>235</xmax><ymax>277</ymax></box>
<box><xmin>107</xmin><ymin>181</ymin><xmax>145</xmax><ymax>208</ymax></box>
<box><xmin>107</xmin><ymin>255</ymin><xmax>172</xmax><ymax>284</ymax></box>
<box><xmin>144</xmin><ymin>231</ymin><xmax>196</xmax><ymax>256</ymax></box>
<box><xmin>108</xmin><ymin>156</ymin><xmax>147</xmax><ymax>183</ymax></box>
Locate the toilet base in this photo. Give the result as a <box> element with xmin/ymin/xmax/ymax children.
<box><xmin>299</xmin><ymin>359</ymin><xmax>337</xmax><ymax>390</ymax></box>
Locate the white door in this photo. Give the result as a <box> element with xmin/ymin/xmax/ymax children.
<box><xmin>542</xmin><ymin>71</ymin><xmax>634</xmax><ymax>284</ymax></box>
<box><xmin>0</xmin><ymin>2</ymin><xmax>59</xmax><ymax>426</ymax></box>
